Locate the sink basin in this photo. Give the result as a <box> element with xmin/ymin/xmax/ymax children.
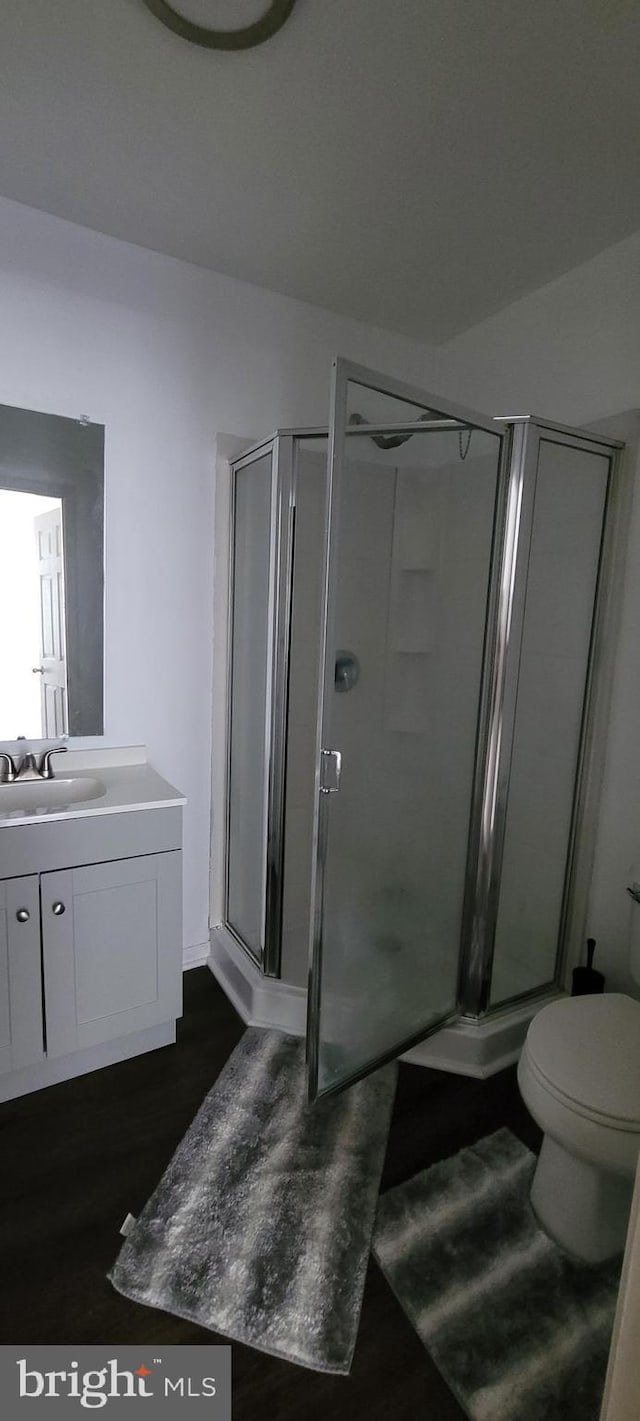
<box><xmin>0</xmin><ymin>776</ymin><xmax>106</xmax><ymax>814</ymax></box>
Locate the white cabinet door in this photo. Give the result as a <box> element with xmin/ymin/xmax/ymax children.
<box><xmin>42</xmin><ymin>852</ymin><xmax>182</xmax><ymax>1058</ymax></box>
<box><xmin>0</xmin><ymin>876</ymin><xmax>45</xmax><ymax>1075</ymax></box>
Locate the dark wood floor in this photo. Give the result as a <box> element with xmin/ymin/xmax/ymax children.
<box><xmin>0</xmin><ymin>968</ymin><xmax>541</xmax><ymax>1419</ymax></box>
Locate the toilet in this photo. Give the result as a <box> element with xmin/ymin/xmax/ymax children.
<box><xmin>518</xmin><ymin>991</ymin><xmax>640</xmax><ymax>1262</ymax></box>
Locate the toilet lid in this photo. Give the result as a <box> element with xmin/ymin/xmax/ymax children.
<box><xmin>526</xmin><ymin>994</ymin><xmax>640</xmax><ymax>1127</ymax></box>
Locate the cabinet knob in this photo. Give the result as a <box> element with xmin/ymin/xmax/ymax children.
<box><xmin>52</xmin><ymin>901</ymin><xmax>66</xmax><ymax>916</ymax></box>
<box><xmin>16</xmin><ymin>908</ymin><xmax>30</xmax><ymax>923</ymax></box>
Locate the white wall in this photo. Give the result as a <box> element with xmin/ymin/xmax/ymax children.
<box><xmin>438</xmin><ymin>233</ymin><xmax>640</xmax><ymax>992</ymax></box>
<box><xmin>0</xmin><ymin>195</ymin><xmax>439</xmax><ymax>962</ymax></box>
<box><xmin>437</xmin><ymin>229</ymin><xmax>640</xmax><ymax>427</ymax></box>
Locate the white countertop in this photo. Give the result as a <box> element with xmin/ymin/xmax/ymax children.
<box><xmin>0</xmin><ymin>746</ymin><xmax>186</xmax><ymax>829</ymax></box>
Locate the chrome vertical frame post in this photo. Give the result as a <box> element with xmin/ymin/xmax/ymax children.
<box><xmin>305</xmin><ymin>361</ymin><xmax>348</xmax><ymax>1101</ymax></box>
<box><xmin>263</xmin><ymin>434</ymin><xmax>296</xmax><ymax>976</ymax></box>
<box><xmin>458</xmin><ymin>420</ymin><xmax>539</xmax><ymax>1015</ymax></box>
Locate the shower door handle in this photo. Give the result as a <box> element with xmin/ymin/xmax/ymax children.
<box><xmin>320</xmin><ymin>749</ymin><xmax>342</xmax><ymax>794</ymax></box>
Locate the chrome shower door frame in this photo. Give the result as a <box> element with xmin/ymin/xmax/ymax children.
<box><xmin>223</xmin><ymin>435</ymin><xmax>295</xmax><ymax>977</ymax></box>
<box><xmin>459</xmin><ymin>416</ymin><xmax>623</xmax><ymax>1017</ymax></box>
<box><xmin>305</xmin><ymin>358</ymin><xmax>513</xmax><ymax>1100</ymax></box>
<box><xmin>457</xmin><ymin>417</ymin><xmax>538</xmax><ymax>1016</ymax></box>
<box><xmin>221</xmin><ymin>377</ymin><xmax>623</xmax><ymax>1083</ymax></box>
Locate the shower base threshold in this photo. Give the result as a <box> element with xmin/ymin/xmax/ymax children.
<box><xmin>209</xmin><ymin>926</ymin><xmax>562</xmax><ymax>1080</ymax></box>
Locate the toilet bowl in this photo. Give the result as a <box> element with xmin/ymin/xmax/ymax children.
<box><xmin>518</xmin><ymin>992</ymin><xmax>640</xmax><ymax>1263</ymax></box>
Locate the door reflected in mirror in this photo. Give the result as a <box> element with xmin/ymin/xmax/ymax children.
<box><xmin>0</xmin><ymin>490</ymin><xmax>68</xmax><ymax>738</ymax></box>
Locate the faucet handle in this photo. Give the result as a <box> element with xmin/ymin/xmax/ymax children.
<box><xmin>40</xmin><ymin>745</ymin><xmax>68</xmax><ymax>780</ymax></box>
<box><xmin>0</xmin><ymin>752</ymin><xmax>17</xmax><ymax>784</ymax></box>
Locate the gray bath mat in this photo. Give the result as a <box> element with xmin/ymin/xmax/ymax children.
<box><xmin>109</xmin><ymin>1027</ymin><xmax>397</xmax><ymax>1373</ymax></box>
<box><xmin>372</xmin><ymin>1128</ymin><xmax>620</xmax><ymax>1421</ymax></box>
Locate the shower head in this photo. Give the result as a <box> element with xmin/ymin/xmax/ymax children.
<box><xmin>348</xmin><ymin>410</ymin><xmax>428</xmax><ymax>450</ymax></box>
<box><xmin>348</xmin><ymin>410</ymin><xmax>473</xmax><ymax>459</ymax></box>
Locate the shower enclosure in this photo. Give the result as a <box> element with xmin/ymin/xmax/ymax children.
<box><xmin>219</xmin><ymin>359</ymin><xmax>622</xmax><ymax>1101</ymax></box>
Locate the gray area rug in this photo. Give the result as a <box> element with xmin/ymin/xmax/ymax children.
<box><xmin>372</xmin><ymin>1128</ymin><xmax>620</xmax><ymax>1421</ymax></box>
<box><xmin>109</xmin><ymin>1027</ymin><xmax>397</xmax><ymax>1373</ymax></box>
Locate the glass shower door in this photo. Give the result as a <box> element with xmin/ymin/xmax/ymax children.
<box><xmin>306</xmin><ymin>359</ymin><xmax>506</xmax><ymax>1100</ymax></box>
<box><xmin>226</xmin><ymin>445</ymin><xmax>275</xmax><ymax>964</ymax></box>
<box><xmin>225</xmin><ymin>437</ymin><xmax>294</xmax><ymax>976</ymax></box>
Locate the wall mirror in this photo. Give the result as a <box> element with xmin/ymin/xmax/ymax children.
<box><xmin>0</xmin><ymin>403</ymin><xmax>104</xmax><ymax>741</ymax></box>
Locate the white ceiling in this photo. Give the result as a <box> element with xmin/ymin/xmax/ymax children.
<box><xmin>1</xmin><ymin>0</ymin><xmax>639</xmax><ymax>343</ymax></box>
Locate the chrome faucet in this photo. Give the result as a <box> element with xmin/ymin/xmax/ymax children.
<box><xmin>0</xmin><ymin>745</ymin><xmax>68</xmax><ymax>784</ymax></box>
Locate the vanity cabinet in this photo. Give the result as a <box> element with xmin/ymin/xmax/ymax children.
<box><xmin>0</xmin><ymin>800</ymin><xmax>183</xmax><ymax>1102</ymax></box>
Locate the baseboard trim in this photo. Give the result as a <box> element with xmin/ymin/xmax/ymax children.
<box><xmin>183</xmin><ymin>940</ymin><xmax>211</xmax><ymax>971</ymax></box>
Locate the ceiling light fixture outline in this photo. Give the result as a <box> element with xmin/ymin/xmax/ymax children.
<box><xmin>141</xmin><ymin>0</ymin><xmax>298</xmax><ymax>50</ymax></box>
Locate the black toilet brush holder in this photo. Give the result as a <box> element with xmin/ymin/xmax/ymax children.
<box><xmin>571</xmin><ymin>937</ymin><xmax>605</xmax><ymax>996</ymax></box>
